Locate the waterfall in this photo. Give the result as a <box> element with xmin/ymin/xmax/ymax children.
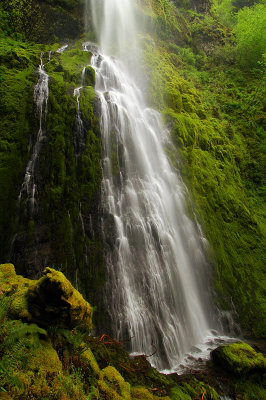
<box><xmin>18</xmin><ymin>53</ymin><xmax>49</xmax><ymax>214</ymax></box>
<box><xmin>88</xmin><ymin>0</ymin><xmax>220</xmax><ymax>370</ymax></box>
<box><xmin>73</xmin><ymin>85</ymin><xmax>86</xmax><ymax>159</ymax></box>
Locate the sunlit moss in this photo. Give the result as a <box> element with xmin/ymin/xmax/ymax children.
<box><xmin>212</xmin><ymin>341</ymin><xmax>266</xmax><ymax>375</ymax></box>
<box><xmin>98</xmin><ymin>366</ymin><xmax>131</xmax><ymax>400</ymax></box>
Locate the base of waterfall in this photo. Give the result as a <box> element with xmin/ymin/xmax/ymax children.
<box><xmin>159</xmin><ymin>331</ymin><xmax>238</xmax><ymax>375</ymax></box>
<box><xmin>1</xmin><ymin>264</ymin><xmax>265</xmax><ymax>399</ymax></box>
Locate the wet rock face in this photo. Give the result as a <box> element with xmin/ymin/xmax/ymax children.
<box><xmin>173</xmin><ymin>0</ymin><xmax>211</xmax><ymax>13</ymax></box>
<box><xmin>84</xmin><ymin>66</ymin><xmax>96</xmax><ymax>86</ymax></box>
<box><xmin>211</xmin><ymin>341</ymin><xmax>266</xmax><ymax>375</ymax></box>
<box><xmin>37</xmin><ymin>0</ymin><xmax>84</xmax><ymax>43</ymax></box>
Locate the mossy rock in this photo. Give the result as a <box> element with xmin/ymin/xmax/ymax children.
<box><xmin>13</xmin><ymin>339</ymin><xmax>63</xmax><ymax>398</ymax></box>
<box><xmin>27</xmin><ymin>267</ymin><xmax>93</xmax><ymax>329</ymax></box>
<box><xmin>80</xmin><ymin>347</ymin><xmax>101</xmax><ymax>376</ymax></box>
<box><xmin>98</xmin><ymin>366</ymin><xmax>131</xmax><ymax>399</ymax></box>
<box><xmin>0</xmin><ymin>394</ymin><xmax>13</xmax><ymax>400</ymax></box>
<box><xmin>0</xmin><ymin>318</ymin><xmax>63</xmax><ymax>399</ymax></box>
<box><xmin>0</xmin><ymin>264</ymin><xmax>93</xmax><ymax>329</ymax></box>
<box><xmin>131</xmin><ymin>386</ymin><xmax>170</xmax><ymax>400</ymax></box>
<box><xmin>0</xmin><ymin>263</ymin><xmax>35</xmax><ymax>321</ymax></box>
<box><xmin>84</xmin><ymin>66</ymin><xmax>96</xmax><ymax>86</ymax></box>
<box><xmin>211</xmin><ymin>341</ymin><xmax>266</xmax><ymax>375</ymax></box>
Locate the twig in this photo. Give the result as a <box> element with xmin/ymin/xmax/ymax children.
<box><xmin>145</xmin><ymin>341</ymin><xmax>157</xmax><ymax>358</ymax></box>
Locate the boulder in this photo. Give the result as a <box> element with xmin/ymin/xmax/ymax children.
<box><xmin>27</xmin><ymin>267</ymin><xmax>93</xmax><ymax>329</ymax></box>
<box><xmin>0</xmin><ymin>263</ymin><xmax>34</xmax><ymax>321</ymax></box>
<box><xmin>0</xmin><ymin>264</ymin><xmax>93</xmax><ymax>329</ymax></box>
<box><xmin>211</xmin><ymin>341</ymin><xmax>266</xmax><ymax>375</ymax></box>
<box><xmin>84</xmin><ymin>66</ymin><xmax>96</xmax><ymax>86</ymax></box>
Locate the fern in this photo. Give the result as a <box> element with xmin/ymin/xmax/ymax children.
<box><xmin>0</xmin><ymin>322</ymin><xmax>46</xmax><ymax>393</ymax></box>
<box><xmin>49</xmin><ymin>326</ymin><xmax>88</xmax><ymax>355</ymax></box>
<box><xmin>0</xmin><ymin>296</ymin><xmax>10</xmax><ymax>324</ymax></box>
<box><xmin>3</xmin><ymin>323</ymin><xmax>47</xmax><ymax>347</ymax></box>
<box><xmin>59</xmin><ymin>327</ymin><xmax>89</xmax><ymax>355</ymax></box>
<box><xmin>0</xmin><ymin>357</ymin><xmax>24</xmax><ymax>392</ymax></box>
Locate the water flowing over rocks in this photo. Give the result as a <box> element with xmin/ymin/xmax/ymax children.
<box><xmin>18</xmin><ymin>52</ymin><xmax>49</xmax><ymax>216</ymax></box>
<box><xmin>88</xmin><ymin>0</ymin><xmax>222</xmax><ymax>370</ymax></box>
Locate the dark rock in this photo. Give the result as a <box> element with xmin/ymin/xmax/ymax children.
<box><xmin>84</xmin><ymin>66</ymin><xmax>96</xmax><ymax>86</ymax></box>
<box><xmin>27</xmin><ymin>267</ymin><xmax>93</xmax><ymax>329</ymax></box>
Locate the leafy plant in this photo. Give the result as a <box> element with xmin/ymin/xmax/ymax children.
<box><xmin>234</xmin><ymin>3</ymin><xmax>266</xmax><ymax>68</ymax></box>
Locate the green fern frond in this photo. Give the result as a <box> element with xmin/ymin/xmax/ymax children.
<box><xmin>3</xmin><ymin>323</ymin><xmax>47</xmax><ymax>347</ymax></box>
<box><xmin>0</xmin><ymin>295</ymin><xmax>10</xmax><ymax>324</ymax></box>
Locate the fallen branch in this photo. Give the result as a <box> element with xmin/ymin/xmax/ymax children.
<box><xmin>98</xmin><ymin>334</ymin><xmax>122</xmax><ymax>346</ymax></box>
<box><xmin>119</xmin><ymin>362</ymin><xmax>135</xmax><ymax>372</ymax></box>
<box><xmin>145</xmin><ymin>341</ymin><xmax>157</xmax><ymax>358</ymax></box>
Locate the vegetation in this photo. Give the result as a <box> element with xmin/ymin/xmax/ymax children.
<box><xmin>0</xmin><ymin>264</ymin><xmax>222</xmax><ymax>400</ymax></box>
<box><xmin>211</xmin><ymin>341</ymin><xmax>266</xmax><ymax>374</ymax></box>
<box><xmin>0</xmin><ymin>0</ymin><xmax>103</xmax><ymax>311</ymax></box>
<box><xmin>139</xmin><ymin>0</ymin><xmax>265</xmax><ymax>337</ymax></box>
<box><xmin>0</xmin><ymin>0</ymin><xmax>265</xmax><ymax>398</ymax></box>
<box><xmin>2</xmin><ymin>264</ymin><xmax>265</xmax><ymax>399</ymax></box>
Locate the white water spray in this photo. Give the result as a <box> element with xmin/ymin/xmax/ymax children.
<box><xmin>88</xmin><ymin>0</ymin><xmax>224</xmax><ymax>370</ymax></box>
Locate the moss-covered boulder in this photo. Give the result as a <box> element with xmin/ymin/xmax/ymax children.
<box><xmin>0</xmin><ymin>264</ymin><xmax>224</xmax><ymax>400</ymax></box>
<box><xmin>84</xmin><ymin>66</ymin><xmax>96</xmax><ymax>86</ymax></box>
<box><xmin>98</xmin><ymin>366</ymin><xmax>132</xmax><ymax>399</ymax></box>
<box><xmin>131</xmin><ymin>387</ymin><xmax>170</xmax><ymax>400</ymax></box>
<box><xmin>13</xmin><ymin>339</ymin><xmax>63</xmax><ymax>399</ymax></box>
<box><xmin>27</xmin><ymin>267</ymin><xmax>93</xmax><ymax>329</ymax></box>
<box><xmin>0</xmin><ymin>264</ymin><xmax>93</xmax><ymax>329</ymax></box>
<box><xmin>0</xmin><ymin>263</ymin><xmax>34</xmax><ymax>321</ymax></box>
<box><xmin>211</xmin><ymin>341</ymin><xmax>266</xmax><ymax>375</ymax></box>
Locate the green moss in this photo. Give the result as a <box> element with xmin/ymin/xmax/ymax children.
<box><xmin>0</xmin><ymin>42</ymin><xmax>103</xmax><ymax>310</ymax></box>
<box><xmin>141</xmin><ymin>2</ymin><xmax>266</xmax><ymax>337</ymax></box>
<box><xmin>59</xmin><ymin>48</ymin><xmax>92</xmax><ymax>84</ymax></box>
<box><xmin>84</xmin><ymin>66</ymin><xmax>96</xmax><ymax>86</ymax></box>
<box><xmin>169</xmin><ymin>386</ymin><xmax>192</xmax><ymax>400</ymax></box>
<box><xmin>28</xmin><ymin>267</ymin><xmax>93</xmax><ymax>329</ymax></box>
<box><xmin>0</xmin><ymin>264</ymin><xmax>93</xmax><ymax>329</ymax></box>
<box><xmin>211</xmin><ymin>341</ymin><xmax>266</xmax><ymax>375</ymax></box>
<box><xmin>0</xmin><ymin>264</ymin><xmax>35</xmax><ymax>321</ymax></box>
<box><xmin>36</xmin><ymin>46</ymin><xmax>103</xmax><ymax>303</ymax></box>
<box><xmin>0</xmin><ymin>37</ymin><xmax>44</xmax><ymax>261</ymax></box>
<box><xmin>0</xmin><ymin>313</ymin><xmax>62</xmax><ymax>399</ymax></box>
<box><xmin>15</xmin><ymin>339</ymin><xmax>62</xmax><ymax>398</ymax></box>
<box><xmin>131</xmin><ymin>386</ymin><xmax>170</xmax><ymax>400</ymax></box>
<box><xmin>98</xmin><ymin>366</ymin><xmax>131</xmax><ymax>400</ymax></box>
<box><xmin>80</xmin><ymin>348</ymin><xmax>101</xmax><ymax>376</ymax></box>
<box><xmin>233</xmin><ymin>379</ymin><xmax>266</xmax><ymax>400</ymax></box>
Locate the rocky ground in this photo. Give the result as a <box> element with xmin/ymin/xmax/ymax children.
<box><xmin>0</xmin><ymin>264</ymin><xmax>265</xmax><ymax>399</ymax></box>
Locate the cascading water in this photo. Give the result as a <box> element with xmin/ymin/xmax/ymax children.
<box><xmin>88</xmin><ymin>0</ymin><xmax>230</xmax><ymax>371</ymax></box>
<box><xmin>18</xmin><ymin>53</ymin><xmax>49</xmax><ymax>214</ymax></box>
<box><xmin>73</xmin><ymin>84</ymin><xmax>86</xmax><ymax>159</ymax></box>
